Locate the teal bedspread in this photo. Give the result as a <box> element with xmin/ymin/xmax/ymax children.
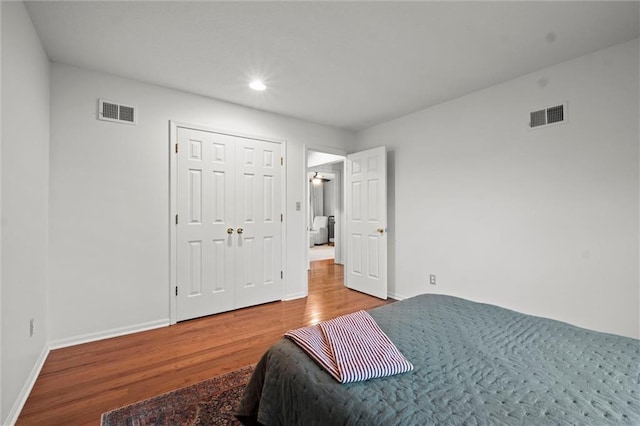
<box><xmin>236</xmin><ymin>294</ymin><xmax>640</xmax><ymax>425</ymax></box>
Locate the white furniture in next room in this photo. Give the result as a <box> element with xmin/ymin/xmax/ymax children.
<box><xmin>309</xmin><ymin>216</ymin><xmax>329</xmax><ymax>245</ymax></box>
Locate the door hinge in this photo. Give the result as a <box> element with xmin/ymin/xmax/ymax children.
<box><xmin>175</xmin><ymin>143</ymin><xmax>179</xmax><ymax>154</ymax></box>
<box><xmin>175</xmin><ymin>214</ymin><xmax>178</xmax><ymax>225</ymax></box>
<box><xmin>280</xmin><ymin>157</ymin><xmax>283</xmax><ymax>166</ymax></box>
<box><xmin>280</xmin><ymin>213</ymin><xmax>283</xmax><ymax>222</ymax></box>
<box><xmin>280</xmin><ymin>271</ymin><xmax>283</xmax><ymax>279</ymax></box>
<box><xmin>175</xmin><ymin>286</ymin><xmax>178</xmax><ymax>296</ymax></box>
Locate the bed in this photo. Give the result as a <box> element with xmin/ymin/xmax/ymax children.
<box><xmin>236</xmin><ymin>294</ymin><xmax>639</xmax><ymax>425</ymax></box>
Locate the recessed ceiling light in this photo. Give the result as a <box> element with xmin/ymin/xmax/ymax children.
<box><xmin>249</xmin><ymin>80</ymin><xmax>266</xmax><ymax>91</ymax></box>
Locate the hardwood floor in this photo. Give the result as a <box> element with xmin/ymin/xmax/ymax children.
<box><xmin>17</xmin><ymin>260</ymin><xmax>390</xmax><ymax>425</ymax></box>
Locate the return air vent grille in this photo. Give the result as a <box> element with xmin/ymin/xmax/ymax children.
<box><xmin>546</xmin><ymin>105</ymin><xmax>564</xmax><ymax>124</ymax></box>
<box><xmin>529</xmin><ymin>103</ymin><xmax>566</xmax><ymax>129</ymax></box>
<box><xmin>98</xmin><ymin>99</ymin><xmax>137</xmax><ymax>125</ymax></box>
<box><xmin>529</xmin><ymin>109</ymin><xmax>546</xmax><ymax>128</ymax></box>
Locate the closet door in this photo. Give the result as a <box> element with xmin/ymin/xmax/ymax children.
<box><xmin>234</xmin><ymin>138</ymin><xmax>282</xmax><ymax>309</ymax></box>
<box><xmin>176</xmin><ymin>128</ymin><xmax>235</xmax><ymax>321</ymax></box>
<box><xmin>175</xmin><ymin>127</ymin><xmax>282</xmax><ymax>321</ymax></box>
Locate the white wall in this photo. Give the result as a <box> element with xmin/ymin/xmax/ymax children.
<box><xmin>49</xmin><ymin>63</ymin><xmax>355</xmax><ymax>344</ymax></box>
<box><xmin>324</xmin><ymin>180</ymin><xmax>335</xmax><ymax>217</ymax></box>
<box><xmin>1</xmin><ymin>1</ymin><xmax>51</xmax><ymax>422</ymax></box>
<box><xmin>356</xmin><ymin>39</ymin><xmax>639</xmax><ymax>338</ymax></box>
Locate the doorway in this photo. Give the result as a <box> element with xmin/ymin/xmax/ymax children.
<box><xmin>309</xmin><ymin>170</ymin><xmax>336</xmax><ymax>261</ymax></box>
<box><xmin>306</xmin><ymin>150</ymin><xmax>345</xmax><ymax>270</ymax></box>
<box><xmin>303</xmin><ymin>146</ymin><xmax>388</xmax><ymax>299</ymax></box>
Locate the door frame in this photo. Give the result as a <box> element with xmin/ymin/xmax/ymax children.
<box><xmin>169</xmin><ymin>121</ymin><xmax>287</xmax><ymax>325</ymax></box>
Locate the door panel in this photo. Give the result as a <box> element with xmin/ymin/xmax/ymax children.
<box><xmin>211</xmin><ymin>238</ymin><xmax>226</xmax><ymax>292</ymax></box>
<box><xmin>188</xmin><ymin>170</ymin><xmax>202</xmax><ymax>223</ymax></box>
<box><xmin>188</xmin><ymin>241</ymin><xmax>202</xmax><ymax>295</ymax></box>
<box><xmin>346</xmin><ymin>146</ymin><xmax>387</xmax><ymax>299</ymax></box>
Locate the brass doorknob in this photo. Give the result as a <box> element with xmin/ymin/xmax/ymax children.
<box><xmin>227</xmin><ymin>228</ymin><xmax>234</xmax><ymax>235</ymax></box>
<box><xmin>237</xmin><ymin>227</ymin><xmax>244</xmax><ymax>234</ymax></box>
<box><xmin>377</xmin><ymin>228</ymin><xmax>385</xmax><ymax>234</ymax></box>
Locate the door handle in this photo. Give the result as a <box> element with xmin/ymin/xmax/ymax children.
<box><xmin>376</xmin><ymin>228</ymin><xmax>385</xmax><ymax>234</ymax></box>
<box><xmin>227</xmin><ymin>228</ymin><xmax>234</xmax><ymax>235</ymax></box>
<box><xmin>237</xmin><ymin>227</ymin><xmax>244</xmax><ymax>235</ymax></box>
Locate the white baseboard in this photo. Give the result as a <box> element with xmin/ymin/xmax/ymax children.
<box><xmin>6</xmin><ymin>320</ymin><xmax>170</xmax><ymax>424</ymax></box>
<box><xmin>387</xmin><ymin>291</ymin><xmax>408</xmax><ymax>301</ymax></box>
<box><xmin>283</xmin><ymin>291</ymin><xmax>307</xmax><ymax>301</ymax></box>
<box><xmin>48</xmin><ymin>319</ymin><xmax>170</xmax><ymax>350</ymax></box>
<box><xmin>5</xmin><ymin>345</ymin><xmax>50</xmax><ymax>426</ymax></box>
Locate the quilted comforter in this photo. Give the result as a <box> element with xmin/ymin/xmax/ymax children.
<box><xmin>236</xmin><ymin>294</ymin><xmax>640</xmax><ymax>425</ymax></box>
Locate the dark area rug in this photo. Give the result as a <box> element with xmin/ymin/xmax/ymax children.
<box><xmin>101</xmin><ymin>365</ymin><xmax>254</xmax><ymax>426</ymax></box>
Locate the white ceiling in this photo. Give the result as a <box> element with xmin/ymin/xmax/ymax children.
<box><xmin>25</xmin><ymin>1</ymin><xmax>639</xmax><ymax>131</ymax></box>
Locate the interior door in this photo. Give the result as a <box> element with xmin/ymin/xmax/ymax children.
<box><xmin>176</xmin><ymin>127</ymin><xmax>282</xmax><ymax>321</ymax></box>
<box><xmin>234</xmin><ymin>137</ymin><xmax>283</xmax><ymax>309</ymax></box>
<box><xmin>345</xmin><ymin>146</ymin><xmax>387</xmax><ymax>299</ymax></box>
<box><xmin>176</xmin><ymin>128</ymin><xmax>235</xmax><ymax>320</ymax></box>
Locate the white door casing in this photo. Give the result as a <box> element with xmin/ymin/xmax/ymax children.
<box><xmin>175</xmin><ymin>126</ymin><xmax>282</xmax><ymax>321</ymax></box>
<box><xmin>345</xmin><ymin>146</ymin><xmax>387</xmax><ymax>299</ymax></box>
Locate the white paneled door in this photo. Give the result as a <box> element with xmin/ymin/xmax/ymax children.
<box><xmin>176</xmin><ymin>127</ymin><xmax>282</xmax><ymax>321</ymax></box>
<box><xmin>346</xmin><ymin>146</ymin><xmax>387</xmax><ymax>299</ymax></box>
<box><xmin>234</xmin><ymin>137</ymin><xmax>282</xmax><ymax>309</ymax></box>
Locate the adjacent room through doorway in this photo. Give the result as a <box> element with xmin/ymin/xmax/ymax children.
<box><xmin>306</xmin><ymin>150</ymin><xmax>345</xmax><ymax>268</ymax></box>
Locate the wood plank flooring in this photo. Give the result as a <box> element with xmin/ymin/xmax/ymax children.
<box><xmin>17</xmin><ymin>260</ymin><xmax>390</xmax><ymax>425</ymax></box>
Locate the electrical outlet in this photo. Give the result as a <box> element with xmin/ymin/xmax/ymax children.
<box><xmin>296</xmin><ymin>201</ymin><xmax>301</xmax><ymax>211</ymax></box>
<box><xmin>29</xmin><ymin>318</ymin><xmax>34</xmax><ymax>337</ymax></box>
<box><xmin>429</xmin><ymin>274</ymin><xmax>436</xmax><ymax>285</ymax></box>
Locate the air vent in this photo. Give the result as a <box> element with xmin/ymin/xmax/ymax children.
<box><xmin>529</xmin><ymin>103</ymin><xmax>566</xmax><ymax>129</ymax></box>
<box><xmin>546</xmin><ymin>105</ymin><xmax>564</xmax><ymax>124</ymax></box>
<box><xmin>529</xmin><ymin>109</ymin><xmax>546</xmax><ymax>128</ymax></box>
<box><xmin>98</xmin><ymin>99</ymin><xmax>137</xmax><ymax>125</ymax></box>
